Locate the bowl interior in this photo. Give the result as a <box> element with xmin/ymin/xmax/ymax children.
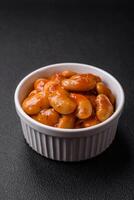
<box><xmin>17</xmin><ymin>63</ymin><xmax>123</xmax><ymax>112</ymax></box>
<box><xmin>15</xmin><ymin>63</ymin><xmax>124</xmax><ymax>135</ymax></box>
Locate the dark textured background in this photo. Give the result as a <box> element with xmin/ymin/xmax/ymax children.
<box><xmin>0</xmin><ymin>2</ymin><xmax>134</xmax><ymax>200</ymax></box>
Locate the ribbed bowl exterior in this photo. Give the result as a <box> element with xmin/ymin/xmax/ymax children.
<box><xmin>20</xmin><ymin>119</ymin><xmax>117</xmax><ymax>161</ymax></box>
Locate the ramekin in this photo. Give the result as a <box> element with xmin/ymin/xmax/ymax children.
<box><xmin>14</xmin><ymin>63</ymin><xmax>125</xmax><ymax>161</ymax></box>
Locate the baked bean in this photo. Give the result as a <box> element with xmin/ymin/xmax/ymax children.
<box><xmin>34</xmin><ymin>78</ymin><xmax>48</xmax><ymax>91</ymax></box>
<box><xmin>61</xmin><ymin>70</ymin><xmax>77</xmax><ymax>78</ymax></box>
<box><xmin>62</xmin><ymin>74</ymin><xmax>97</xmax><ymax>91</ymax></box>
<box><xmin>50</xmin><ymin>73</ymin><xmax>64</xmax><ymax>83</ymax></box>
<box><xmin>44</xmin><ymin>80</ymin><xmax>56</xmax><ymax>96</ymax></box>
<box><xmin>57</xmin><ymin>114</ymin><xmax>75</xmax><ymax>128</ymax></box>
<box><xmin>96</xmin><ymin>94</ymin><xmax>114</xmax><ymax>122</ymax></box>
<box><xmin>33</xmin><ymin>108</ymin><xmax>60</xmax><ymax>126</ymax></box>
<box><xmin>45</xmin><ymin>82</ymin><xmax>77</xmax><ymax>114</ymax></box>
<box><xmin>22</xmin><ymin>92</ymin><xmax>49</xmax><ymax>115</ymax></box>
<box><xmin>96</xmin><ymin>82</ymin><xmax>115</xmax><ymax>104</ymax></box>
<box><xmin>83</xmin><ymin>116</ymin><xmax>100</xmax><ymax>128</ymax></box>
<box><xmin>70</xmin><ymin>93</ymin><xmax>92</xmax><ymax>119</ymax></box>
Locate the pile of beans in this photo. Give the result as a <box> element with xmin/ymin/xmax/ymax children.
<box><xmin>22</xmin><ymin>70</ymin><xmax>115</xmax><ymax>129</ymax></box>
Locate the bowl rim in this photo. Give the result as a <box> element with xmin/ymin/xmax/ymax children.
<box><xmin>14</xmin><ymin>63</ymin><xmax>125</xmax><ymax>133</ymax></box>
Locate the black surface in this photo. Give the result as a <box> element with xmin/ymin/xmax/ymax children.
<box><xmin>0</xmin><ymin>3</ymin><xmax>134</xmax><ymax>200</ymax></box>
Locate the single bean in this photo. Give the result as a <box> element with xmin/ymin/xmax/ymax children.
<box><xmin>61</xmin><ymin>70</ymin><xmax>77</xmax><ymax>78</ymax></box>
<box><xmin>33</xmin><ymin>108</ymin><xmax>60</xmax><ymax>126</ymax></box>
<box><xmin>70</xmin><ymin>93</ymin><xmax>92</xmax><ymax>119</ymax></box>
<box><xmin>22</xmin><ymin>92</ymin><xmax>49</xmax><ymax>115</ymax></box>
<box><xmin>45</xmin><ymin>82</ymin><xmax>77</xmax><ymax>114</ymax></box>
<box><xmin>96</xmin><ymin>94</ymin><xmax>114</xmax><ymax>122</ymax></box>
<box><xmin>96</xmin><ymin>82</ymin><xmax>115</xmax><ymax>104</ymax></box>
<box><xmin>57</xmin><ymin>114</ymin><xmax>75</xmax><ymax>128</ymax></box>
<box><xmin>83</xmin><ymin>116</ymin><xmax>100</xmax><ymax>128</ymax></box>
<box><xmin>62</xmin><ymin>74</ymin><xmax>97</xmax><ymax>91</ymax></box>
<box><xmin>34</xmin><ymin>78</ymin><xmax>49</xmax><ymax>91</ymax></box>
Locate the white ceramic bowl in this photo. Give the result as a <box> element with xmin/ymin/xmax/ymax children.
<box><xmin>14</xmin><ymin>63</ymin><xmax>125</xmax><ymax>161</ymax></box>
